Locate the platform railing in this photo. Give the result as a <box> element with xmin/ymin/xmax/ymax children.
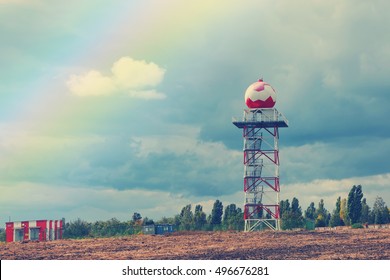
<box><xmin>232</xmin><ymin>108</ymin><xmax>289</xmax><ymax>126</ymax></box>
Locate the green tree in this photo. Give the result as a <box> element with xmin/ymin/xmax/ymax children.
<box><xmin>210</xmin><ymin>200</ymin><xmax>223</xmax><ymax>228</ymax></box>
<box><xmin>223</xmin><ymin>204</ymin><xmax>244</xmax><ymax>230</ymax></box>
<box><xmin>223</xmin><ymin>203</ymin><xmax>236</xmax><ymax>229</ymax></box>
<box><xmin>291</xmin><ymin>197</ymin><xmax>302</xmax><ymax>216</ymax></box>
<box><xmin>280</xmin><ymin>199</ymin><xmax>291</xmax><ymax>218</ymax></box>
<box><xmin>232</xmin><ymin>207</ymin><xmax>244</xmax><ymax>231</ymax></box>
<box><xmin>372</xmin><ymin>196</ymin><xmax>389</xmax><ymax>224</ymax></box>
<box><xmin>347</xmin><ymin>185</ymin><xmax>363</xmax><ymax>224</ymax></box>
<box><xmin>156</xmin><ymin>216</ymin><xmax>175</xmax><ymax>225</ymax></box>
<box><xmin>194</xmin><ymin>204</ymin><xmax>207</xmax><ymax>230</ymax></box>
<box><xmin>281</xmin><ymin>197</ymin><xmax>304</xmax><ymax>230</ymax></box>
<box><xmin>132</xmin><ymin>212</ymin><xmax>142</xmax><ymax>223</ymax></box>
<box><xmin>179</xmin><ymin>204</ymin><xmax>194</xmax><ymax>230</ymax></box>
<box><xmin>0</xmin><ymin>228</ymin><xmax>5</xmax><ymax>242</ymax></box>
<box><xmin>360</xmin><ymin>198</ymin><xmax>370</xmax><ymax>224</ymax></box>
<box><xmin>206</xmin><ymin>214</ymin><xmax>212</xmax><ymax>225</ymax></box>
<box><xmin>329</xmin><ymin>196</ymin><xmax>342</xmax><ymax>227</ymax></box>
<box><xmin>173</xmin><ymin>214</ymin><xmax>181</xmax><ymax>228</ymax></box>
<box><xmin>388</xmin><ymin>207</ymin><xmax>390</xmax><ymax>222</ymax></box>
<box><xmin>315</xmin><ymin>199</ymin><xmax>329</xmax><ymax>227</ymax></box>
<box><xmin>90</xmin><ymin>220</ymin><xmax>108</xmax><ymax>237</ymax></box>
<box><xmin>107</xmin><ymin>218</ymin><xmax>124</xmax><ymax>235</ymax></box>
<box><xmin>63</xmin><ymin>218</ymin><xmax>91</xmax><ymax>238</ymax></box>
<box><xmin>340</xmin><ymin>198</ymin><xmax>349</xmax><ymax>225</ymax></box>
<box><xmin>304</xmin><ymin>202</ymin><xmax>316</xmax><ymax>220</ymax></box>
<box><xmin>142</xmin><ymin>217</ymin><xmax>155</xmax><ymax>226</ymax></box>
<box><xmin>89</xmin><ymin>218</ymin><xmax>138</xmax><ymax>237</ymax></box>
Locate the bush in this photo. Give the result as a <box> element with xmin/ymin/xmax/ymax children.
<box><xmin>304</xmin><ymin>219</ymin><xmax>315</xmax><ymax>230</ymax></box>
<box><xmin>351</xmin><ymin>223</ymin><xmax>364</xmax><ymax>229</ymax></box>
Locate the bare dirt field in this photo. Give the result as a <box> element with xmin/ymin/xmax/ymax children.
<box><xmin>1</xmin><ymin>228</ymin><xmax>389</xmax><ymax>260</ymax></box>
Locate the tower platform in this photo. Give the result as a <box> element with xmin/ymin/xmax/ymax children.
<box><xmin>232</xmin><ymin>108</ymin><xmax>288</xmax><ymax>128</ymax></box>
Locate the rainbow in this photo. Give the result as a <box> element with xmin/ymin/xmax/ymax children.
<box><xmin>1</xmin><ymin>1</ymin><xmax>241</xmax><ymax>180</ymax></box>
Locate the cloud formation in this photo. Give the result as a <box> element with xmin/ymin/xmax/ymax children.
<box><xmin>1</xmin><ymin>0</ymin><xmax>389</xmax><ymax>226</ymax></box>
<box><xmin>66</xmin><ymin>70</ymin><xmax>115</xmax><ymax>96</ymax></box>
<box><xmin>66</xmin><ymin>57</ymin><xmax>166</xmax><ymax>98</ymax></box>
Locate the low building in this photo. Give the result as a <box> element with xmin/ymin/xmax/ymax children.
<box><xmin>142</xmin><ymin>225</ymin><xmax>155</xmax><ymax>235</ymax></box>
<box><xmin>5</xmin><ymin>220</ymin><xmax>63</xmax><ymax>242</ymax></box>
<box><xmin>142</xmin><ymin>224</ymin><xmax>175</xmax><ymax>235</ymax></box>
<box><xmin>155</xmin><ymin>224</ymin><xmax>174</xmax><ymax>235</ymax></box>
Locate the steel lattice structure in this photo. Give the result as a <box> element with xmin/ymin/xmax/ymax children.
<box><xmin>233</xmin><ymin>108</ymin><xmax>288</xmax><ymax>231</ymax></box>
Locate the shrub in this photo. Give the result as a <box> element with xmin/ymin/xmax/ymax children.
<box><xmin>351</xmin><ymin>223</ymin><xmax>364</xmax><ymax>229</ymax></box>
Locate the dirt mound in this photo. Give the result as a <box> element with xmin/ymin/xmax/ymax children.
<box><xmin>1</xmin><ymin>228</ymin><xmax>389</xmax><ymax>260</ymax></box>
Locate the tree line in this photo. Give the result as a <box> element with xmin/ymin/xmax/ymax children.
<box><xmin>62</xmin><ymin>200</ymin><xmax>244</xmax><ymax>238</ymax></box>
<box><xmin>279</xmin><ymin>185</ymin><xmax>390</xmax><ymax>229</ymax></box>
<box><xmin>0</xmin><ymin>184</ymin><xmax>388</xmax><ymax>241</ymax></box>
<box><xmin>29</xmin><ymin>185</ymin><xmax>389</xmax><ymax>240</ymax></box>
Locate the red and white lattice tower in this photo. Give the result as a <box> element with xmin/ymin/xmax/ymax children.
<box><xmin>233</xmin><ymin>79</ymin><xmax>288</xmax><ymax>231</ymax></box>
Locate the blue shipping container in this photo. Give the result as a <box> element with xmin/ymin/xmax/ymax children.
<box><xmin>155</xmin><ymin>224</ymin><xmax>174</xmax><ymax>235</ymax></box>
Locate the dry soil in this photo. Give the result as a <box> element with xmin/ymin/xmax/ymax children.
<box><xmin>1</xmin><ymin>228</ymin><xmax>389</xmax><ymax>260</ymax></box>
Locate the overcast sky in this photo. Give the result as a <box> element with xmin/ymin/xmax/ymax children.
<box><xmin>1</xmin><ymin>0</ymin><xmax>389</xmax><ymax>226</ymax></box>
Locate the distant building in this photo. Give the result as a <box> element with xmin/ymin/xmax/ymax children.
<box><xmin>142</xmin><ymin>225</ymin><xmax>155</xmax><ymax>235</ymax></box>
<box><xmin>5</xmin><ymin>220</ymin><xmax>63</xmax><ymax>242</ymax></box>
<box><xmin>142</xmin><ymin>224</ymin><xmax>175</xmax><ymax>235</ymax></box>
